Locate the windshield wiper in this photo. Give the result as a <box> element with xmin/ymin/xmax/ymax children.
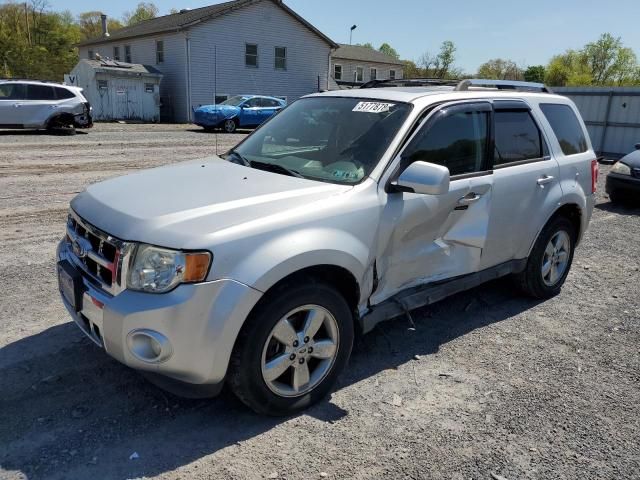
<box><xmin>225</xmin><ymin>150</ymin><xmax>304</xmax><ymax>178</ymax></box>
<box><xmin>225</xmin><ymin>150</ymin><xmax>250</xmax><ymax>166</ymax></box>
<box><xmin>250</xmin><ymin>160</ymin><xmax>304</xmax><ymax>178</ymax></box>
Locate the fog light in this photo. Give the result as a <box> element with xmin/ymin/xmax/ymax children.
<box><xmin>127</xmin><ymin>329</ymin><xmax>172</xmax><ymax>363</ymax></box>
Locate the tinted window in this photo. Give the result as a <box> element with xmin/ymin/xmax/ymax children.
<box><xmin>55</xmin><ymin>88</ymin><xmax>75</xmax><ymax>100</ymax></box>
<box><xmin>0</xmin><ymin>83</ymin><xmax>26</xmax><ymax>100</ymax></box>
<box><xmin>540</xmin><ymin>103</ymin><xmax>588</xmax><ymax>155</ymax></box>
<box><xmin>260</xmin><ymin>98</ymin><xmax>280</xmax><ymax>107</ymax></box>
<box><xmin>26</xmin><ymin>84</ymin><xmax>55</xmax><ymax>100</ymax></box>
<box><xmin>494</xmin><ymin>111</ymin><xmax>543</xmax><ymax>164</ymax></box>
<box><xmin>244</xmin><ymin>98</ymin><xmax>260</xmax><ymax>107</ymax></box>
<box><xmin>402</xmin><ymin>110</ymin><xmax>489</xmax><ymax>176</ymax></box>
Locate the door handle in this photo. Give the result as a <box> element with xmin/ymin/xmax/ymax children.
<box><xmin>457</xmin><ymin>192</ymin><xmax>482</xmax><ymax>206</ymax></box>
<box><xmin>537</xmin><ymin>175</ymin><xmax>555</xmax><ymax>186</ymax></box>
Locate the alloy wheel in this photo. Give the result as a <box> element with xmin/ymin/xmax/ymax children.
<box><xmin>261</xmin><ymin>305</ymin><xmax>339</xmax><ymax>398</ymax></box>
<box><xmin>541</xmin><ymin>230</ymin><xmax>571</xmax><ymax>286</ymax></box>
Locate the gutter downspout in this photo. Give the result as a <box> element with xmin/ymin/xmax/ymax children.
<box><xmin>185</xmin><ymin>34</ymin><xmax>192</xmax><ymax>123</ymax></box>
<box><xmin>327</xmin><ymin>48</ymin><xmax>334</xmax><ymax>91</ymax></box>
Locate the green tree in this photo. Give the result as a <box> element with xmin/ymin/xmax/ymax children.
<box><xmin>524</xmin><ymin>65</ymin><xmax>546</xmax><ymax>83</ymax></box>
<box><xmin>78</xmin><ymin>11</ymin><xmax>123</xmax><ymax>40</ymax></box>
<box><xmin>378</xmin><ymin>43</ymin><xmax>399</xmax><ymax>59</ymax></box>
<box><xmin>417</xmin><ymin>40</ymin><xmax>458</xmax><ymax>78</ymax></box>
<box><xmin>0</xmin><ymin>1</ymin><xmax>80</xmax><ymax>81</ymax></box>
<box><xmin>545</xmin><ymin>50</ymin><xmax>591</xmax><ymax>86</ymax></box>
<box><xmin>123</xmin><ymin>2</ymin><xmax>158</xmax><ymax>26</ymax></box>
<box><xmin>356</xmin><ymin>42</ymin><xmax>374</xmax><ymax>49</ymax></box>
<box><xmin>477</xmin><ymin>58</ymin><xmax>523</xmax><ymax>80</ymax></box>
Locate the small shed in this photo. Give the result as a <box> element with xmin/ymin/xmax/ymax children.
<box><xmin>66</xmin><ymin>59</ymin><xmax>163</xmax><ymax>122</ymax></box>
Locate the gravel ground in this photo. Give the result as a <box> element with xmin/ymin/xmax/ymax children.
<box><xmin>0</xmin><ymin>124</ymin><xmax>638</xmax><ymax>480</ymax></box>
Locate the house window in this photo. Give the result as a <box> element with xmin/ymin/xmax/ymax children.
<box><xmin>125</xmin><ymin>45</ymin><xmax>132</xmax><ymax>63</ymax></box>
<box><xmin>334</xmin><ymin>64</ymin><xmax>342</xmax><ymax>80</ymax></box>
<box><xmin>113</xmin><ymin>46</ymin><xmax>120</xmax><ymax>61</ymax></box>
<box><xmin>215</xmin><ymin>95</ymin><xmax>229</xmax><ymax>104</ymax></box>
<box><xmin>88</xmin><ymin>50</ymin><xmax>94</xmax><ymax>59</ymax></box>
<box><xmin>156</xmin><ymin>40</ymin><xmax>164</xmax><ymax>64</ymax></box>
<box><xmin>275</xmin><ymin>46</ymin><xmax>286</xmax><ymax>70</ymax></box>
<box><xmin>97</xmin><ymin>80</ymin><xmax>108</xmax><ymax>90</ymax></box>
<box><xmin>145</xmin><ymin>83</ymin><xmax>154</xmax><ymax>93</ymax></box>
<box><xmin>355</xmin><ymin>66</ymin><xmax>364</xmax><ymax>83</ymax></box>
<box><xmin>245</xmin><ymin>44</ymin><xmax>258</xmax><ymax>67</ymax></box>
<box><xmin>389</xmin><ymin>69</ymin><xmax>396</xmax><ymax>80</ymax></box>
<box><xmin>370</xmin><ymin>67</ymin><xmax>377</xmax><ymax>80</ymax></box>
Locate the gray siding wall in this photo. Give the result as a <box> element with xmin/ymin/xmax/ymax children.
<box><xmin>331</xmin><ymin>59</ymin><xmax>403</xmax><ymax>84</ymax></box>
<box><xmin>78</xmin><ymin>33</ymin><xmax>188</xmax><ymax>122</ymax></box>
<box><xmin>187</xmin><ymin>1</ymin><xmax>331</xmax><ymax>116</ymax></box>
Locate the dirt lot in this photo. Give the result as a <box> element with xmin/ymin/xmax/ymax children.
<box><xmin>1</xmin><ymin>124</ymin><xmax>639</xmax><ymax>480</ymax></box>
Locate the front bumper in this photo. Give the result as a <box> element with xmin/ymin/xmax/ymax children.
<box><xmin>74</xmin><ymin>112</ymin><xmax>93</xmax><ymax>128</ymax></box>
<box><xmin>57</xmin><ymin>240</ymin><xmax>263</xmax><ymax>389</ymax></box>
<box><xmin>606</xmin><ymin>173</ymin><xmax>640</xmax><ymax>196</ymax></box>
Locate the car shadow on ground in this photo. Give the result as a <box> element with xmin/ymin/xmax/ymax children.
<box><xmin>0</xmin><ymin>129</ymin><xmax>88</xmax><ymax>136</ymax></box>
<box><xmin>186</xmin><ymin>128</ymin><xmax>252</xmax><ymax>134</ymax></box>
<box><xmin>0</xmin><ymin>278</ymin><xmax>541</xmax><ymax>479</ymax></box>
<box><xmin>595</xmin><ymin>199</ymin><xmax>640</xmax><ymax>215</ymax></box>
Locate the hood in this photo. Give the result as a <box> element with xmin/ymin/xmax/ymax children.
<box><xmin>194</xmin><ymin>104</ymin><xmax>240</xmax><ymax>115</ymax></box>
<box><xmin>71</xmin><ymin>158</ymin><xmax>351</xmax><ymax>249</ymax></box>
<box><xmin>620</xmin><ymin>149</ymin><xmax>640</xmax><ymax>167</ymax></box>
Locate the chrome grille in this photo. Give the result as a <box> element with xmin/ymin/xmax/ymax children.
<box><xmin>65</xmin><ymin>211</ymin><xmax>129</xmax><ymax>296</ymax></box>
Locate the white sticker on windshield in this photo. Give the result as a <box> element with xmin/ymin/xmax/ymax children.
<box><xmin>352</xmin><ymin>102</ymin><xmax>395</xmax><ymax>113</ymax></box>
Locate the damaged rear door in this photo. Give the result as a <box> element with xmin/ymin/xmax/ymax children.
<box><xmin>371</xmin><ymin>102</ymin><xmax>494</xmax><ymax>305</ymax></box>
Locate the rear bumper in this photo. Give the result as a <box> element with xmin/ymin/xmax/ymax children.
<box><xmin>606</xmin><ymin>173</ymin><xmax>640</xmax><ymax>196</ymax></box>
<box><xmin>57</xmin><ymin>240</ymin><xmax>263</xmax><ymax>392</ymax></box>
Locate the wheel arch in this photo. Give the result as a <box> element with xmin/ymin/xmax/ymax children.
<box><xmin>46</xmin><ymin>112</ymin><xmax>75</xmax><ymax>128</ymax></box>
<box><xmin>527</xmin><ymin>202</ymin><xmax>583</xmax><ymax>256</ymax></box>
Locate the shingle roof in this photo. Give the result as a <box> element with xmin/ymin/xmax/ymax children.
<box><xmin>83</xmin><ymin>59</ymin><xmax>162</xmax><ymax>76</ymax></box>
<box><xmin>332</xmin><ymin>44</ymin><xmax>404</xmax><ymax>66</ymax></box>
<box><xmin>78</xmin><ymin>0</ymin><xmax>337</xmax><ymax>48</ymax></box>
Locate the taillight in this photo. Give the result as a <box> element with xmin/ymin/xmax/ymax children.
<box><xmin>591</xmin><ymin>159</ymin><xmax>598</xmax><ymax>193</ymax></box>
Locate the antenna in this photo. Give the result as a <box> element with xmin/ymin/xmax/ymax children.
<box><xmin>214</xmin><ymin>44</ymin><xmax>218</xmax><ymax>156</ymax></box>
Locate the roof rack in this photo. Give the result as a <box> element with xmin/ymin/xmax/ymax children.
<box><xmin>455</xmin><ymin>79</ymin><xmax>553</xmax><ymax>93</ymax></box>
<box><xmin>360</xmin><ymin>78</ymin><xmax>459</xmax><ymax>89</ymax></box>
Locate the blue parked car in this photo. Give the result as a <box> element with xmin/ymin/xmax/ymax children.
<box><xmin>193</xmin><ymin>95</ymin><xmax>286</xmax><ymax>133</ymax></box>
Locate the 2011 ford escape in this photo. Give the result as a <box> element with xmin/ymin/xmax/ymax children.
<box><xmin>58</xmin><ymin>79</ymin><xmax>597</xmax><ymax>415</ymax></box>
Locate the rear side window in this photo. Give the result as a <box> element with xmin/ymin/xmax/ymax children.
<box><xmin>0</xmin><ymin>83</ymin><xmax>26</xmax><ymax>100</ymax></box>
<box><xmin>403</xmin><ymin>110</ymin><xmax>489</xmax><ymax>176</ymax></box>
<box><xmin>26</xmin><ymin>84</ymin><xmax>55</xmax><ymax>100</ymax></box>
<box><xmin>539</xmin><ymin>103</ymin><xmax>588</xmax><ymax>155</ymax></box>
<box><xmin>55</xmin><ymin>88</ymin><xmax>75</xmax><ymax>100</ymax></box>
<box><xmin>494</xmin><ymin>111</ymin><xmax>543</xmax><ymax>165</ymax></box>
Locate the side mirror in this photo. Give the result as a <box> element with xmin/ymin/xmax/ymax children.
<box><xmin>392</xmin><ymin>161</ymin><xmax>450</xmax><ymax>195</ymax></box>
<box><xmin>635</xmin><ymin>143</ymin><xmax>640</xmax><ymax>150</ymax></box>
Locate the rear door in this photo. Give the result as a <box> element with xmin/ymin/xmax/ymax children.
<box><xmin>20</xmin><ymin>84</ymin><xmax>57</xmax><ymax>127</ymax></box>
<box><xmin>373</xmin><ymin>102</ymin><xmax>495</xmax><ymax>304</ymax></box>
<box><xmin>479</xmin><ymin>100</ymin><xmax>563</xmax><ymax>269</ymax></box>
<box><xmin>239</xmin><ymin>97</ymin><xmax>261</xmax><ymax>126</ymax></box>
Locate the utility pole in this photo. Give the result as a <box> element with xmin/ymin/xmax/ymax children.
<box><xmin>349</xmin><ymin>25</ymin><xmax>357</xmax><ymax>45</ymax></box>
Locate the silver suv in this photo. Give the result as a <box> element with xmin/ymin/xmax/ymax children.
<box><xmin>57</xmin><ymin>79</ymin><xmax>597</xmax><ymax>415</ymax></box>
<box><xmin>0</xmin><ymin>80</ymin><xmax>92</xmax><ymax>134</ymax></box>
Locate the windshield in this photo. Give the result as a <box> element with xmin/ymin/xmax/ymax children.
<box><xmin>229</xmin><ymin>97</ymin><xmax>411</xmax><ymax>184</ymax></box>
<box><xmin>220</xmin><ymin>95</ymin><xmax>249</xmax><ymax>106</ymax></box>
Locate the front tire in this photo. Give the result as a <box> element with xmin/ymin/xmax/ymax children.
<box><xmin>516</xmin><ymin>216</ymin><xmax>576</xmax><ymax>299</ymax></box>
<box><xmin>228</xmin><ymin>281</ymin><xmax>354</xmax><ymax>416</ymax></box>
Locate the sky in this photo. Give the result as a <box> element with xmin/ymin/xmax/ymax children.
<box><xmin>49</xmin><ymin>0</ymin><xmax>640</xmax><ymax>72</ymax></box>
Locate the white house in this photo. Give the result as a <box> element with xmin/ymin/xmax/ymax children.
<box><xmin>331</xmin><ymin>44</ymin><xmax>404</xmax><ymax>88</ymax></box>
<box><xmin>77</xmin><ymin>0</ymin><xmax>338</xmax><ymax>122</ymax></box>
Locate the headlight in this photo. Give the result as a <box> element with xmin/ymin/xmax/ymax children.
<box><xmin>127</xmin><ymin>244</ymin><xmax>211</xmax><ymax>293</ymax></box>
<box><xmin>611</xmin><ymin>161</ymin><xmax>631</xmax><ymax>175</ymax></box>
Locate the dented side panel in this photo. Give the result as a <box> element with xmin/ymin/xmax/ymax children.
<box><xmin>370</xmin><ymin>173</ymin><xmax>494</xmax><ymax>305</ymax></box>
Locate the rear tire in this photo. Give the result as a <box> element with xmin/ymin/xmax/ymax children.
<box><xmin>228</xmin><ymin>280</ymin><xmax>354</xmax><ymax>416</ymax></box>
<box><xmin>223</xmin><ymin>118</ymin><xmax>237</xmax><ymax>133</ymax></box>
<box><xmin>47</xmin><ymin>116</ymin><xmax>76</xmax><ymax>136</ymax></box>
<box><xmin>516</xmin><ymin>216</ymin><xmax>576</xmax><ymax>299</ymax></box>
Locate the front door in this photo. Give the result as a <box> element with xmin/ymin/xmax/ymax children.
<box><xmin>479</xmin><ymin>102</ymin><xmax>563</xmax><ymax>269</ymax></box>
<box><xmin>0</xmin><ymin>83</ymin><xmax>25</xmax><ymax>126</ymax></box>
<box><xmin>372</xmin><ymin>102</ymin><xmax>494</xmax><ymax>304</ymax></box>
<box><xmin>239</xmin><ymin>97</ymin><xmax>261</xmax><ymax>126</ymax></box>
